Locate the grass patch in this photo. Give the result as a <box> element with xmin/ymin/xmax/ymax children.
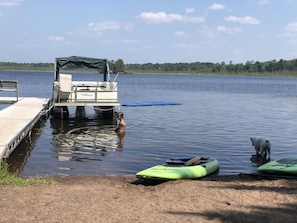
<box><xmin>0</xmin><ymin>162</ymin><xmax>53</xmax><ymax>186</ymax></box>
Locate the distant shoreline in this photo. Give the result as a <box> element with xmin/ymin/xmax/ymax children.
<box><xmin>0</xmin><ymin>69</ymin><xmax>296</xmax><ymax>78</ymax></box>
<box><xmin>1</xmin><ymin>58</ymin><xmax>297</xmax><ymax>77</ymax></box>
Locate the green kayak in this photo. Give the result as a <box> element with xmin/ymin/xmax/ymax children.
<box><xmin>257</xmin><ymin>157</ymin><xmax>297</xmax><ymax>175</ymax></box>
<box><xmin>136</xmin><ymin>157</ymin><xmax>219</xmax><ymax>180</ymax></box>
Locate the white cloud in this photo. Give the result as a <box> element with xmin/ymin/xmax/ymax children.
<box><xmin>216</xmin><ymin>26</ymin><xmax>242</xmax><ymax>34</ymax></box>
<box><xmin>258</xmin><ymin>0</ymin><xmax>270</xmax><ymax>4</ymax></box>
<box><xmin>173</xmin><ymin>43</ymin><xmax>200</xmax><ymax>48</ymax></box>
<box><xmin>53</xmin><ymin>21</ymin><xmax>132</xmax><ymax>41</ymax></box>
<box><xmin>85</xmin><ymin>21</ymin><xmax>132</xmax><ymax>36</ymax></box>
<box><xmin>225</xmin><ymin>16</ymin><xmax>260</xmax><ymax>24</ymax></box>
<box><xmin>0</xmin><ymin>0</ymin><xmax>22</xmax><ymax>16</ymax></box>
<box><xmin>0</xmin><ymin>0</ymin><xmax>22</xmax><ymax>7</ymax></box>
<box><xmin>139</xmin><ymin>11</ymin><xmax>205</xmax><ymax>23</ymax></box>
<box><xmin>175</xmin><ymin>31</ymin><xmax>186</xmax><ymax>37</ymax></box>
<box><xmin>283</xmin><ymin>22</ymin><xmax>297</xmax><ymax>40</ymax></box>
<box><xmin>48</xmin><ymin>35</ymin><xmax>65</xmax><ymax>42</ymax></box>
<box><xmin>209</xmin><ymin>3</ymin><xmax>225</xmax><ymax>10</ymax></box>
<box><xmin>87</xmin><ymin>21</ymin><xmax>121</xmax><ymax>32</ymax></box>
<box><xmin>185</xmin><ymin>8</ymin><xmax>195</xmax><ymax>14</ymax></box>
<box><xmin>285</xmin><ymin>22</ymin><xmax>297</xmax><ymax>32</ymax></box>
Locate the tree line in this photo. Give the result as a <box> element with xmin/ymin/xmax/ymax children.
<box><xmin>125</xmin><ymin>59</ymin><xmax>297</xmax><ymax>76</ymax></box>
<box><xmin>1</xmin><ymin>58</ymin><xmax>297</xmax><ymax>76</ymax></box>
<box><xmin>0</xmin><ymin>62</ymin><xmax>53</xmax><ymax>71</ymax></box>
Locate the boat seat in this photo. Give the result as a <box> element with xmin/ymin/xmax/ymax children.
<box><xmin>59</xmin><ymin>74</ymin><xmax>72</xmax><ymax>102</ymax></box>
<box><xmin>60</xmin><ymin>74</ymin><xmax>72</xmax><ymax>92</ymax></box>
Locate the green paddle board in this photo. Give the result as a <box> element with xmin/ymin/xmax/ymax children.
<box><xmin>136</xmin><ymin>157</ymin><xmax>219</xmax><ymax>180</ymax></box>
<box><xmin>258</xmin><ymin>157</ymin><xmax>297</xmax><ymax>175</ymax></box>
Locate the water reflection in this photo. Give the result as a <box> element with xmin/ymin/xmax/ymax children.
<box><xmin>50</xmin><ymin>115</ymin><xmax>124</xmax><ymax>163</ymax></box>
<box><xmin>250</xmin><ymin>154</ymin><xmax>271</xmax><ymax>167</ymax></box>
<box><xmin>6</xmin><ymin>117</ymin><xmax>46</xmax><ymax>174</ymax></box>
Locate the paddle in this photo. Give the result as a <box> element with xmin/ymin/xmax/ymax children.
<box><xmin>185</xmin><ymin>156</ymin><xmax>200</xmax><ymax>166</ymax></box>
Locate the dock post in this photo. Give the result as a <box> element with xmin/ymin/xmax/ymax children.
<box><xmin>75</xmin><ymin>106</ymin><xmax>85</xmax><ymax>118</ymax></box>
<box><xmin>52</xmin><ymin>106</ymin><xmax>69</xmax><ymax>119</ymax></box>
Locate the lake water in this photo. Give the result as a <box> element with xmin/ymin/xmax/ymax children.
<box><xmin>1</xmin><ymin>71</ymin><xmax>297</xmax><ymax>177</ymax></box>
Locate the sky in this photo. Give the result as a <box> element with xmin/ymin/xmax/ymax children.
<box><xmin>0</xmin><ymin>0</ymin><xmax>297</xmax><ymax>64</ymax></box>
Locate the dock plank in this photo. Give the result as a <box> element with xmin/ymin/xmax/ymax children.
<box><xmin>0</xmin><ymin>96</ymin><xmax>21</xmax><ymax>103</ymax></box>
<box><xmin>0</xmin><ymin>97</ymin><xmax>50</xmax><ymax>160</ymax></box>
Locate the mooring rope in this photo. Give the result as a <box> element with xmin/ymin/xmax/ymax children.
<box><xmin>93</xmin><ymin>107</ymin><xmax>115</xmax><ymax>112</ymax></box>
<box><xmin>66</xmin><ymin>121</ymin><xmax>142</xmax><ymax>137</ymax></box>
<box><xmin>40</xmin><ymin>104</ymin><xmax>54</xmax><ymax>115</ymax></box>
<box><xmin>66</xmin><ymin>126</ymin><xmax>104</xmax><ymax>137</ymax></box>
<box><xmin>125</xmin><ymin>122</ymin><xmax>142</xmax><ymax>129</ymax></box>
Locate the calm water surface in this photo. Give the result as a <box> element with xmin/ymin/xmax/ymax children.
<box><xmin>1</xmin><ymin>71</ymin><xmax>297</xmax><ymax>177</ymax></box>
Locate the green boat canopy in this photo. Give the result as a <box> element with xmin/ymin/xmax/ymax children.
<box><xmin>54</xmin><ymin>56</ymin><xmax>108</xmax><ymax>81</ymax></box>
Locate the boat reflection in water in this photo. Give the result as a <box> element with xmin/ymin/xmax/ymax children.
<box><xmin>50</xmin><ymin>111</ymin><xmax>124</xmax><ymax>163</ymax></box>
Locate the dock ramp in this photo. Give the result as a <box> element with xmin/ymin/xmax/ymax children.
<box><xmin>0</xmin><ymin>97</ymin><xmax>50</xmax><ymax>161</ymax></box>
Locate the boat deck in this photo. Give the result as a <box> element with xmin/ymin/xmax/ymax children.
<box><xmin>53</xmin><ymin>101</ymin><xmax>121</xmax><ymax>107</ymax></box>
<box><xmin>0</xmin><ymin>97</ymin><xmax>50</xmax><ymax>161</ymax></box>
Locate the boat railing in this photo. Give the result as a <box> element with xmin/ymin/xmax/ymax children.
<box><xmin>70</xmin><ymin>82</ymin><xmax>118</xmax><ymax>103</ymax></box>
<box><xmin>52</xmin><ymin>73</ymin><xmax>120</xmax><ymax>107</ymax></box>
<box><xmin>0</xmin><ymin>80</ymin><xmax>19</xmax><ymax>101</ymax></box>
<box><xmin>54</xmin><ymin>81</ymin><xmax>118</xmax><ymax>104</ymax></box>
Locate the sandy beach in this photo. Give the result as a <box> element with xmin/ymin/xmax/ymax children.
<box><xmin>0</xmin><ymin>174</ymin><xmax>296</xmax><ymax>223</ymax></box>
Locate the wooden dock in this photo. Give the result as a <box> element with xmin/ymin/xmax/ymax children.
<box><xmin>0</xmin><ymin>97</ymin><xmax>51</xmax><ymax>161</ymax></box>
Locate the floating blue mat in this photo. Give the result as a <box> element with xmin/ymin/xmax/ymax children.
<box><xmin>121</xmin><ymin>101</ymin><xmax>182</xmax><ymax>106</ymax></box>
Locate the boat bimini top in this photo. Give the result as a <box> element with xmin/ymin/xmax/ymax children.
<box><xmin>54</xmin><ymin>56</ymin><xmax>109</xmax><ymax>82</ymax></box>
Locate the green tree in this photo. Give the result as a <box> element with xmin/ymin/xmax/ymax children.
<box><xmin>115</xmin><ymin>59</ymin><xmax>125</xmax><ymax>73</ymax></box>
